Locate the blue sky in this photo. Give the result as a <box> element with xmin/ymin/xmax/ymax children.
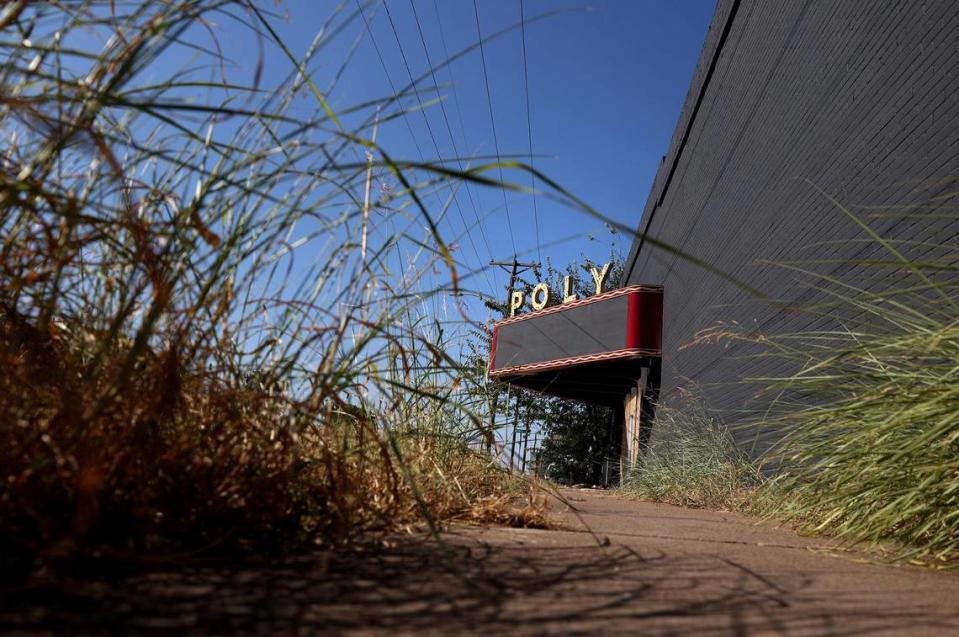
<box><xmin>57</xmin><ymin>0</ymin><xmax>715</xmax><ymax>327</ymax></box>
<box><xmin>234</xmin><ymin>0</ymin><xmax>717</xmax><ymax>306</ymax></box>
<box><xmin>23</xmin><ymin>0</ymin><xmax>717</xmax><ymax>458</ymax></box>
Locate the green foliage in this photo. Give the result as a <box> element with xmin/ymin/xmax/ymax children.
<box><xmin>626</xmin><ymin>403</ymin><xmax>760</xmax><ymax>508</ymax></box>
<box><xmin>535</xmin><ymin>400</ymin><xmax>618</xmax><ymax>486</ymax></box>
<box><xmin>707</xmin><ymin>198</ymin><xmax>959</xmax><ymax>567</ymax></box>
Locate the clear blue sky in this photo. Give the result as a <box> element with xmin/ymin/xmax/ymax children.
<box><xmin>54</xmin><ymin>0</ymin><xmax>717</xmax><ymax>320</ymax></box>
<box><xmin>241</xmin><ymin>0</ymin><xmax>717</xmax><ymax>305</ymax></box>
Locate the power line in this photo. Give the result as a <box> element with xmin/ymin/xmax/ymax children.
<box><xmin>382</xmin><ymin>0</ymin><xmax>497</xmax><ymax>296</ymax></box>
<box><xmin>472</xmin><ymin>0</ymin><xmax>518</xmax><ymax>258</ymax></box>
<box><xmin>382</xmin><ymin>1</ymin><xmax>446</xmax><ymax>162</ymax></box>
<box><xmin>408</xmin><ymin>0</ymin><xmax>495</xmax><ymax>262</ymax></box>
<box><xmin>356</xmin><ymin>0</ymin><xmax>495</xmax><ymax>298</ymax></box>
<box><xmin>431</xmin><ymin>0</ymin><xmax>488</xmax><ymax>211</ymax></box>
<box><xmin>356</xmin><ymin>0</ymin><xmax>449</xmax><ymax>319</ymax></box>
<box><xmin>431</xmin><ymin>1</ymin><xmax>469</xmax><ymax>157</ymax></box>
<box><xmin>519</xmin><ymin>0</ymin><xmax>541</xmax><ymax>263</ymax></box>
<box><xmin>356</xmin><ymin>0</ymin><xmax>429</xmax><ymax>164</ymax></box>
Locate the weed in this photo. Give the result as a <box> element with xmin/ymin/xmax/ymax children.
<box><xmin>0</xmin><ymin>0</ymin><xmax>530</xmax><ymax>576</ymax></box>
<box><xmin>703</xmin><ymin>196</ymin><xmax>959</xmax><ymax>567</ymax></box>
<box><xmin>625</xmin><ymin>402</ymin><xmax>761</xmax><ymax>509</ymax></box>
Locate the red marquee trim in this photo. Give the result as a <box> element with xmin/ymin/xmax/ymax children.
<box><xmin>626</xmin><ymin>290</ymin><xmax>642</xmax><ymax>349</ymax></box>
<box><xmin>489</xmin><ymin>346</ymin><xmax>660</xmax><ymax>378</ymax></box>
<box><xmin>625</xmin><ymin>287</ymin><xmax>663</xmax><ymax>351</ymax></box>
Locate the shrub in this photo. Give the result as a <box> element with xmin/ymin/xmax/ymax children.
<box><xmin>626</xmin><ymin>402</ymin><xmax>760</xmax><ymax>509</ymax></box>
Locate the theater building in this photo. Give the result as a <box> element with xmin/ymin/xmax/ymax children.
<box><xmin>489</xmin><ymin>0</ymin><xmax>959</xmax><ymax>469</ymax></box>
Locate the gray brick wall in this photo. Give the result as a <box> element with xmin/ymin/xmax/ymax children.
<box><xmin>623</xmin><ymin>0</ymin><xmax>959</xmax><ymax>454</ymax></box>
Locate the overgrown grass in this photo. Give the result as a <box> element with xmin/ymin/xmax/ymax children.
<box><xmin>0</xmin><ymin>1</ymin><xmax>539</xmax><ymax>576</ymax></box>
<box><xmin>625</xmin><ymin>403</ymin><xmax>761</xmax><ymax>509</ymax></box>
<box><xmin>701</xmin><ymin>198</ymin><xmax>959</xmax><ymax>567</ymax></box>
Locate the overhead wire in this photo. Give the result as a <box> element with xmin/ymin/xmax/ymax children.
<box><xmin>430</xmin><ymin>0</ymin><xmax>475</xmax><ymax>156</ymax></box>
<box><xmin>356</xmin><ymin>0</ymin><xmax>429</xmax><ymax>163</ymax></box>
<box><xmin>408</xmin><ymin>0</ymin><xmax>495</xmax><ymax>263</ymax></box>
<box><xmin>355</xmin><ymin>0</ymin><xmax>496</xmax><ymax>298</ymax></box>
<box><xmin>471</xmin><ymin>0</ymin><xmax>518</xmax><ymax>259</ymax></box>
<box><xmin>355</xmin><ymin>0</ymin><xmax>445</xmax><ymax>320</ymax></box>
<box><xmin>519</xmin><ymin>0</ymin><xmax>541</xmax><ymax>263</ymax></box>
<box><xmin>430</xmin><ymin>1</ymin><xmax>531</xmax><ymax>315</ymax></box>
<box><xmin>381</xmin><ymin>0</ymin><xmax>498</xmax><ymax>297</ymax></box>
<box><xmin>431</xmin><ymin>0</ymin><xmax>497</xmax><ymax>254</ymax></box>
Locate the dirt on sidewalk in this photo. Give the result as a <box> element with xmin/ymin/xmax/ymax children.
<box><xmin>3</xmin><ymin>488</ymin><xmax>958</xmax><ymax>636</ymax></box>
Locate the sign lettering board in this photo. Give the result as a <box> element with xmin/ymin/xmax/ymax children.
<box><xmin>489</xmin><ymin>284</ymin><xmax>663</xmax><ymax>379</ymax></box>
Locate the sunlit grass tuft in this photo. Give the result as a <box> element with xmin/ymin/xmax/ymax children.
<box><xmin>625</xmin><ymin>402</ymin><xmax>761</xmax><ymax>509</ymax></box>
<box><xmin>708</xmin><ymin>197</ymin><xmax>959</xmax><ymax>567</ymax></box>
<box><xmin>0</xmin><ymin>0</ymin><xmax>535</xmax><ymax>576</ymax></box>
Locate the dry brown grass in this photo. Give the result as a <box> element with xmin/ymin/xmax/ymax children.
<box><xmin>0</xmin><ymin>1</ymin><xmax>537</xmax><ymax>578</ymax></box>
<box><xmin>0</xmin><ymin>314</ymin><xmax>532</xmax><ymax>575</ymax></box>
<box><xmin>456</xmin><ymin>489</ymin><xmax>555</xmax><ymax>530</ymax></box>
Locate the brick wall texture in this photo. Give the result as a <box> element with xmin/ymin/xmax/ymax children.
<box><xmin>623</xmin><ymin>0</ymin><xmax>959</xmax><ymax>454</ymax></box>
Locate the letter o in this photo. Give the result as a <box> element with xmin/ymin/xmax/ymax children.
<box><xmin>531</xmin><ymin>283</ymin><xmax>550</xmax><ymax>310</ymax></box>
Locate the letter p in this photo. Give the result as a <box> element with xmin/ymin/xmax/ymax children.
<box><xmin>509</xmin><ymin>290</ymin><xmax>524</xmax><ymax>317</ymax></box>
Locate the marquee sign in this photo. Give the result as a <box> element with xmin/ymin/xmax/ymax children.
<box><xmin>509</xmin><ymin>262</ymin><xmax>613</xmax><ymax>317</ymax></box>
<box><xmin>489</xmin><ymin>283</ymin><xmax>663</xmax><ymax>379</ymax></box>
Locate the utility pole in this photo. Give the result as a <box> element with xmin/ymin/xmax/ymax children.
<box><xmin>490</xmin><ymin>257</ymin><xmax>539</xmax><ymax>311</ymax></box>
<box><xmin>488</xmin><ymin>257</ymin><xmax>538</xmax><ymax>465</ymax></box>
<box><xmin>509</xmin><ymin>397</ymin><xmax>520</xmax><ymax>472</ymax></box>
<box><xmin>521</xmin><ymin>420</ymin><xmax>531</xmax><ymax>474</ymax></box>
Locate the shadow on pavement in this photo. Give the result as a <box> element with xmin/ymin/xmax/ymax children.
<box><xmin>2</xmin><ymin>526</ymin><xmax>957</xmax><ymax>636</ymax></box>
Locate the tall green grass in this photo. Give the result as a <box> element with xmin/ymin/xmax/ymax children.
<box><xmin>704</xmin><ymin>198</ymin><xmax>959</xmax><ymax>567</ymax></box>
<box><xmin>0</xmin><ymin>0</ymin><xmax>534</xmax><ymax>575</ymax></box>
<box><xmin>626</xmin><ymin>401</ymin><xmax>760</xmax><ymax>509</ymax></box>
<box><xmin>625</xmin><ymin>195</ymin><xmax>958</xmax><ymax>567</ymax></box>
